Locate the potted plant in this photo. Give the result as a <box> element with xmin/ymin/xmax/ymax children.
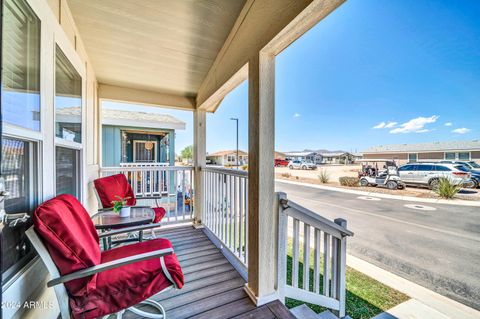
<box><xmin>111</xmin><ymin>196</ymin><xmax>131</xmax><ymax>218</ymax></box>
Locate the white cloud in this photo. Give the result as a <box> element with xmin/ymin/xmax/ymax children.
<box><xmin>444</xmin><ymin>122</ymin><xmax>453</xmax><ymax>127</ymax></box>
<box><xmin>384</xmin><ymin>122</ymin><xmax>397</xmax><ymax>129</ymax></box>
<box><xmin>293</xmin><ymin>113</ymin><xmax>301</xmax><ymax>118</ymax></box>
<box><xmin>373</xmin><ymin>121</ymin><xmax>397</xmax><ymax>129</ymax></box>
<box><xmin>452</xmin><ymin>127</ymin><xmax>471</xmax><ymax>134</ymax></box>
<box><xmin>389</xmin><ymin>115</ymin><xmax>439</xmax><ymax>134</ymax></box>
<box><xmin>373</xmin><ymin>122</ymin><xmax>386</xmax><ymax>129</ymax></box>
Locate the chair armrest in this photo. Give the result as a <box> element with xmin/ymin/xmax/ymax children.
<box><xmin>47</xmin><ymin>247</ymin><xmax>173</xmax><ymax>287</ymax></box>
<box><xmin>97</xmin><ymin>222</ymin><xmax>162</xmax><ymax>238</ymax></box>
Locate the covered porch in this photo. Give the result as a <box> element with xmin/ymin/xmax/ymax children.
<box><xmin>1</xmin><ymin>0</ymin><xmax>352</xmax><ymax>318</ymax></box>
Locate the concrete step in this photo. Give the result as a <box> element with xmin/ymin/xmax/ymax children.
<box><xmin>290</xmin><ymin>304</ymin><xmax>341</xmax><ymax>319</ymax></box>
<box><xmin>318</xmin><ymin>310</ymin><xmax>341</xmax><ymax>319</ymax></box>
<box><xmin>290</xmin><ymin>305</ymin><xmax>319</xmax><ymax>319</ymax></box>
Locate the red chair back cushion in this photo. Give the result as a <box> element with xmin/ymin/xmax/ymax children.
<box><xmin>93</xmin><ymin>174</ymin><xmax>136</xmax><ymax>208</ymax></box>
<box><xmin>33</xmin><ymin>194</ymin><xmax>101</xmax><ymax>296</ymax></box>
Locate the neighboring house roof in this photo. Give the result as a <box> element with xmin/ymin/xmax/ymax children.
<box><xmin>207</xmin><ymin>150</ymin><xmax>248</xmax><ymax>157</ymax></box>
<box><xmin>363</xmin><ymin>140</ymin><xmax>480</xmax><ymax>153</ymax></box>
<box><xmin>102</xmin><ymin>108</ymin><xmax>186</xmax><ymax>130</ymax></box>
<box><xmin>55</xmin><ymin>107</ymin><xmax>186</xmax><ymax>130</ymax></box>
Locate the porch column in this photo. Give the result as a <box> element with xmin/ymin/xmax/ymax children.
<box><xmin>246</xmin><ymin>52</ymin><xmax>277</xmax><ymax>304</ymax></box>
<box><xmin>193</xmin><ymin>110</ymin><xmax>206</xmax><ymax>225</ymax></box>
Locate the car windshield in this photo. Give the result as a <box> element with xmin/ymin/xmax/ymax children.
<box><xmin>455</xmin><ymin>165</ymin><xmax>469</xmax><ymax>172</ymax></box>
<box><xmin>468</xmin><ymin>161</ymin><xmax>480</xmax><ymax>168</ymax></box>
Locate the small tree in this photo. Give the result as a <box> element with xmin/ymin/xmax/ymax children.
<box><xmin>180</xmin><ymin>145</ymin><xmax>193</xmax><ymax>161</ymax></box>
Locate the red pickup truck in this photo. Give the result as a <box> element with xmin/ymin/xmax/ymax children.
<box><xmin>274</xmin><ymin>159</ymin><xmax>289</xmax><ymax>167</ymax></box>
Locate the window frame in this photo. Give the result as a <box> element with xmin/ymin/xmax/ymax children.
<box><xmin>407</xmin><ymin>153</ymin><xmax>418</xmax><ymax>162</ymax></box>
<box><xmin>53</xmin><ymin>42</ymin><xmax>85</xmax><ymax>200</ymax></box>
<box><xmin>1</xmin><ymin>0</ymin><xmax>44</xmax><ymax>285</ymax></box>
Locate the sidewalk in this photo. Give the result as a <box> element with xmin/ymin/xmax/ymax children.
<box><xmin>347</xmin><ymin>255</ymin><xmax>480</xmax><ymax>319</ymax></box>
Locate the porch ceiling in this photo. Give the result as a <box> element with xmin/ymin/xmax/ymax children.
<box><xmin>67</xmin><ymin>0</ymin><xmax>246</xmax><ymax>98</ymax></box>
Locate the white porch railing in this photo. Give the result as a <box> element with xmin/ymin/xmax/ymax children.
<box><xmin>100</xmin><ymin>166</ymin><xmax>194</xmax><ymax>224</ymax></box>
<box><xmin>202</xmin><ymin>167</ymin><xmax>248</xmax><ymax>274</ymax></box>
<box><xmin>277</xmin><ymin>192</ymin><xmax>353</xmax><ymax>318</ymax></box>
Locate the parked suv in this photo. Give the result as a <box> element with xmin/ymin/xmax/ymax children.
<box><xmin>440</xmin><ymin>160</ymin><xmax>480</xmax><ymax>188</ymax></box>
<box><xmin>397</xmin><ymin>163</ymin><xmax>473</xmax><ymax>189</ymax></box>
<box><xmin>288</xmin><ymin>160</ymin><xmax>317</xmax><ymax>170</ymax></box>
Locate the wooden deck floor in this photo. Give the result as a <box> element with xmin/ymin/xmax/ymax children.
<box><xmin>124</xmin><ymin>225</ymin><xmax>295</xmax><ymax>319</ymax></box>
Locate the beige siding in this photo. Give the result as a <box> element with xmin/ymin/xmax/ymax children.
<box><xmin>363</xmin><ymin>153</ymin><xmax>408</xmax><ymax>160</ymax></box>
<box><xmin>418</xmin><ymin>152</ymin><xmax>444</xmax><ymax>160</ymax></box>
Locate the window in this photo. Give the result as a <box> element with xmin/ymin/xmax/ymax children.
<box><xmin>417</xmin><ymin>164</ymin><xmax>434</xmax><ymax>171</ymax></box>
<box><xmin>55</xmin><ymin>147</ymin><xmax>80</xmax><ymax>198</ymax></box>
<box><xmin>408</xmin><ymin>153</ymin><xmax>417</xmax><ymax>162</ymax></box>
<box><xmin>55</xmin><ymin>46</ymin><xmax>82</xmax><ymax>143</ymax></box>
<box><xmin>2</xmin><ymin>0</ymin><xmax>41</xmax><ymax>131</ymax></box>
<box><xmin>1</xmin><ymin>0</ymin><xmax>41</xmax><ymax>283</ymax></box>
<box><xmin>445</xmin><ymin>152</ymin><xmax>456</xmax><ymax>160</ymax></box>
<box><xmin>1</xmin><ymin>137</ymin><xmax>38</xmax><ymax>282</ymax></box>
<box><xmin>458</xmin><ymin>152</ymin><xmax>470</xmax><ymax>161</ymax></box>
<box><xmin>434</xmin><ymin>165</ymin><xmax>451</xmax><ymax>171</ymax></box>
<box><xmin>398</xmin><ymin>165</ymin><xmax>413</xmax><ymax>171</ymax></box>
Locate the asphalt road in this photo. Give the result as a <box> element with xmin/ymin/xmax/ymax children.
<box><xmin>275</xmin><ymin>180</ymin><xmax>480</xmax><ymax>310</ymax></box>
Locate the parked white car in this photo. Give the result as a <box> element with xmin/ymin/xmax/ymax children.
<box><xmin>397</xmin><ymin>162</ymin><xmax>473</xmax><ymax>189</ymax></box>
<box><xmin>288</xmin><ymin>160</ymin><xmax>317</xmax><ymax>170</ymax></box>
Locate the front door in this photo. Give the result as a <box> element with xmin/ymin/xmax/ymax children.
<box><xmin>133</xmin><ymin>140</ymin><xmax>157</xmax><ymax>162</ymax></box>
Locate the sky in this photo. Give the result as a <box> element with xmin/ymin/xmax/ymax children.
<box><xmin>105</xmin><ymin>0</ymin><xmax>480</xmax><ymax>154</ymax></box>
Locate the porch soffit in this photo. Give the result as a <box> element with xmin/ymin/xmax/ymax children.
<box><xmin>67</xmin><ymin>0</ymin><xmax>246</xmax><ymax>100</ymax></box>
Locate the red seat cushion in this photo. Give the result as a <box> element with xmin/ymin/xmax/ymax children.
<box><xmin>33</xmin><ymin>194</ymin><xmax>101</xmax><ymax>297</ymax></box>
<box><xmin>69</xmin><ymin>238</ymin><xmax>184</xmax><ymax>319</ymax></box>
<box><xmin>153</xmin><ymin>207</ymin><xmax>166</xmax><ymax>223</ymax></box>
<box><xmin>94</xmin><ymin>174</ymin><xmax>136</xmax><ymax>209</ymax></box>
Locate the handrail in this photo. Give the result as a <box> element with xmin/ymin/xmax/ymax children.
<box><xmin>202</xmin><ymin>166</ymin><xmax>248</xmax><ymax>177</ymax></box>
<box><xmin>277</xmin><ymin>192</ymin><xmax>352</xmax><ymax>318</ymax></box>
<box><xmin>280</xmin><ymin>198</ymin><xmax>353</xmax><ymax>238</ymax></box>
<box><xmin>101</xmin><ymin>166</ymin><xmax>193</xmax><ymax>172</ymax></box>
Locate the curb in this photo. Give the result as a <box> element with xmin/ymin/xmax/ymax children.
<box><xmin>347</xmin><ymin>254</ymin><xmax>480</xmax><ymax>319</ymax></box>
<box><xmin>275</xmin><ymin>179</ymin><xmax>480</xmax><ymax>207</ymax></box>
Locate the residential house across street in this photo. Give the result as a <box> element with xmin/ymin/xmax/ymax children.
<box><xmin>284</xmin><ymin>151</ymin><xmax>323</xmax><ymax>164</ymax></box>
<box><xmin>207</xmin><ymin>150</ymin><xmax>248</xmax><ymax>166</ymax></box>
<box><xmin>363</xmin><ymin>140</ymin><xmax>480</xmax><ymax>164</ymax></box>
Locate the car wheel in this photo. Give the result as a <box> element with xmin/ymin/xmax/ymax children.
<box><xmin>288</xmin><ymin>165</ymin><xmax>293</xmax><ymax>170</ymax></box>
<box><xmin>302</xmin><ymin>165</ymin><xmax>307</xmax><ymax>170</ymax></box>
<box><xmin>386</xmin><ymin>181</ymin><xmax>397</xmax><ymax>190</ymax></box>
<box><xmin>429</xmin><ymin>179</ymin><xmax>439</xmax><ymax>190</ymax></box>
<box><xmin>360</xmin><ymin>178</ymin><xmax>369</xmax><ymax>187</ymax></box>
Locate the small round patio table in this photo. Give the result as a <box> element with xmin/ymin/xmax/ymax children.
<box><xmin>92</xmin><ymin>206</ymin><xmax>155</xmax><ymax>249</ymax></box>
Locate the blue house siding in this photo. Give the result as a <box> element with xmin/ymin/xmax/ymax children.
<box><xmin>102</xmin><ymin>125</ymin><xmax>175</xmax><ymax>167</ymax></box>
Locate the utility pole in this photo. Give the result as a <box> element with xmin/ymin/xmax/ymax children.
<box><xmin>230</xmin><ymin>118</ymin><xmax>239</xmax><ymax>169</ymax></box>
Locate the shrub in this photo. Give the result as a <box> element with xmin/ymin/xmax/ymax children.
<box><xmin>434</xmin><ymin>177</ymin><xmax>461</xmax><ymax>199</ymax></box>
<box><xmin>281</xmin><ymin>172</ymin><xmax>291</xmax><ymax>178</ymax></box>
<box><xmin>295</xmin><ymin>176</ymin><xmax>299</xmax><ymax>180</ymax></box>
<box><xmin>242</xmin><ymin>164</ymin><xmax>248</xmax><ymax>171</ymax></box>
<box><xmin>339</xmin><ymin>176</ymin><xmax>359</xmax><ymax>187</ymax></box>
<box><xmin>318</xmin><ymin>169</ymin><xmax>330</xmax><ymax>183</ymax></box>
<box><xmin>225</xmin><ymin>164</ymin><xmax>233</xmax><ymax>168</ymax></box>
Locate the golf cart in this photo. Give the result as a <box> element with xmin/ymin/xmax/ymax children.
<box><xmin>358</xmin><ymin>159</ymin><xmax>405</xmax><ymax>190</ymax></box>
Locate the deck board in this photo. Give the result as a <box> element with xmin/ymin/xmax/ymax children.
<box><xmin>125</xmin><ymin>226</ymin><xmax>293</xmax><ymax>319</ymax></box>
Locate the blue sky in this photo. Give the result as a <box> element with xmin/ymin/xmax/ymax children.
<box><xmin>106</xmin><ymin>0</ymin><xmax>480</xmax><ymax>154</ymax></box>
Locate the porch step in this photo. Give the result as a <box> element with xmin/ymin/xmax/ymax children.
<box><xmin>290</xmin><ymin>304</ymin><xmax>341</xmax><ymax>319</ymax></box>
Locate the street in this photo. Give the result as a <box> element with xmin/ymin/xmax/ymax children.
<box><xmin>276</xmin><ymin>180</ymin><xmax>480</xmax><ymax>310</ymax></box>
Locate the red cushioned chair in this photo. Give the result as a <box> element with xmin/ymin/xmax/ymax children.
<box><xmin>26</xmin><ymin>194</ymin><xmax>184</xmax><ymax>319</ymax></box>
<box><xmin>94</xmin><ymin>174</ymin><xmax>167</xmax><ymax>224</ymax></box>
